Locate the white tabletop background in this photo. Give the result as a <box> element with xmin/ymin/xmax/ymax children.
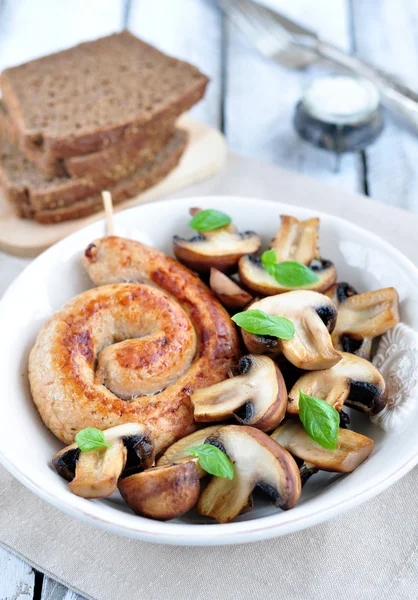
<box><xmin>1</xmin><ymin>0</ymin><xmax>418</xmax><ymax>598</ymax></box>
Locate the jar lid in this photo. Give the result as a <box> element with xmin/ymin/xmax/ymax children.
<box><xmin>301</xmin><ymin>75</ymin><xmax>380</xmax><ymax>125</ymax></box>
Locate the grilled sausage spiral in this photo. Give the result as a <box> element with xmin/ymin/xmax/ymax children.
<box><xmin>29</xmin><ymin>236</ymin><xmax>240</xmax><ymax>452</ymax></box>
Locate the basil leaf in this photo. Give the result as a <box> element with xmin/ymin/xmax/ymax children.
<box><xmin>261</xmin><ymin>249</ymin><xmax>320</xmax><ymax>287</ymax></box>
<box><xmin>298</xmin><ymin>390</ymin><xmax>340</xmax><ymax>450</ymax></box>
<box><xmin>232</xmin><ymin>309</ymin><xmax>295</xmax><ymax>340</ymax></box>
<box><xmin>188</xmin><ymin>209</ymin><xmax>232</xmax><ymax>232</ymax></box>
<box><xmin>261</xmin><ymin>248</ymin><xmax>278</xmax><ymax>268</ymax></box>
<box><xmin>187</xmin><ymin>444</ymin><xmax>234</xmax><ymax>480</ymax></box>
<box><xmin>76</xmin><ymin>428</ymin><xmax>111</xmax><ymax>453</ymax></box>
<box><xmin>272</xmin><ymin>261</ymin><xmax>319</xmax><ymax>286</ymax></box>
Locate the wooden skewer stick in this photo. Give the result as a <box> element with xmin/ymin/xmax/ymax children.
<box><xmin>102</xmin><ymin>190</ymin><xmax>114</xmax><ymax>236</ymax></box>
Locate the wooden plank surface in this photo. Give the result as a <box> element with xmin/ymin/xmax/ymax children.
<box><xmin>0</xmin><ymin>0</ymin><xmax>124</xmax><ymax>71</ymax></box>
<box><xmin>350</xmin><ymin>0</ymin><xmax>418</xmax><ymax>211</ymax></box>
<box><xmin>0</xmin><ymin>547</ymin><xmax>35</xmax><ymax>599</ymax></box>
<box><xmin>40</xmin><ymin>578</ymin><xmax>83</xmax><ymax>600</ymax></box>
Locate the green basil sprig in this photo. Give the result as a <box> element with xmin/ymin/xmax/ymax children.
<box><xmin>261</xmin><ymin>249</ymin><xmax>319</xmax><ymax>287</ymax></box>
<box><xmin>187</xmin><ymin>444</ymin><xmax>234</xmax><ymax>480</ymax></box>
<box><xmin>75</xmin><ymin>428</ymin><xmax>111</xmax><ymax>453</ymax></box>
<box><xmin>298</xmin><ymin>391</ymin><xmax>339</xmax><ymax>450</ymax></box>
<box><xmin>188</xmin><ymin>209</ymin><xmax>232</xmax><ymax>232</ymax></box>
<box><xmin>232</xmin><ymin>309</ymin><xmax>295</xmax><ymax>340</ymax></box>
<box><xmin>261</xmin><ymin>248</ymin><xmax>278</xmax><ymax>269</ymax></box>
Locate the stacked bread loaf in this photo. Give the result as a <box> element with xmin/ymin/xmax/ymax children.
<box><xmin>0</xmin><ymin>31</ymin><xmax>208</xmax><ymax>223</ymax></box>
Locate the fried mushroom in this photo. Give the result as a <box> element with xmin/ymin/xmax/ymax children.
<box><xmin>271</xmin><ymin>216</ymin><xmax>320</xmax><ymax>264</ymax></box>
<box><xmin>190</xmin><ymin>355</ymin><xmax>287</xmax><ymax>431</ymax></box>
<box><xmin>157</xmin><ymin>425</ymin><xmax>223</xmax><ymax>478</ymax></box>
<box><xmin>325</xmin><ymin>283</ymin><xmax>399</xmax><ymax>359</ymax></box>
<box><xmin>173</xmin><ymin>209</ymin><xmax>261</xmax><ymax>273</ymax></box>
<box><xmin>241</xmin><ymin>291</ymin><xmax>341</xmax><ymax>370</ymax></box>
<box><xmin>52</xmin><ymin>423</ymin><xmax>155</xmax><ymax>498</ymax></box>
<box><xmin>287</xmin><ymin>352</ymin><xmax>387</xmax><ymax>415</ymax></box>
<box><xmin>239</xmin><ymin>256</ymin><xmax>336</xmax><ymax>296</ymax></box>
<box><xmin>197</xmin><ymin>425</ymin><xmax>301</xmax><ymax>523</ymax></box>
<box><xmin>118</xmin><ymin>461</ymin><xmax>200</xmax><ymax>521</ymax></box>
<box><xmin>209</xmin><ymin>268</ymin><xmax>253</xmax><ymax>309</ymax></box>
<box><xmin>271</xmin><ymin>419</ymin><xmax>374</xmax><ymax>484</ymax></box>
<box><xmin>238</xmin><ymin>216</ymin><xmax>337</xmax><ymax>295</ymax></box>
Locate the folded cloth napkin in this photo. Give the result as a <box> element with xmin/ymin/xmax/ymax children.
<box><xmin>1</xmin><ymin>154</ymin><xmax>418</xmax><ymax>600</ymax></box>
<box><xmin>1</xmin><ymin>465</ymin><xmax>418</xmax><ymax>600</ymax></box>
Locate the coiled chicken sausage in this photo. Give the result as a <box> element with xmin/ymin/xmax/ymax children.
<box><xmin>29</xmin><ymin>237</ymin><xmax>240</xmax><ymax>452</ymax></box>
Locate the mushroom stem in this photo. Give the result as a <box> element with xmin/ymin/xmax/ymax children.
<box><xmin>70</xmin><ymin>440</ymin><xmax>126</xmax><ymax>499</ymax></box>
<box><xmin>270</xmin><ymin>216</ymin><xmax>319</xmax><ymax>265</ymax></box>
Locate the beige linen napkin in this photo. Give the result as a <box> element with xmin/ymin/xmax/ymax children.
<box><xmin>1</xmin><ymin>154</ymin><xmax>418</xmax><ymax>600</ymax></box>
<box><xmin>1</xmin><ymin>465</ymin><xmax>418</xmax><ymax>600</ymax></box>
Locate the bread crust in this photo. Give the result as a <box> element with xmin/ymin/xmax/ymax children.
<box><xmin>31</xmin><ymin>130</ymin><xmax>188</xmax><ymax>223</ymax></box>
<box><xmin>29</xmin><ymin>239</ymin><xmax>240</xmax><ymax>452</ymax></box>
<box><xmin>0</xmin><ymin>124</ymin><xmax>177</xmax><ymax>211</ymax></box>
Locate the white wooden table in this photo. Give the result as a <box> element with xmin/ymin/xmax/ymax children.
<box><xmin>1</xmin><ymin>0</ymin><xmax>418</xmax><ymax>597</ymax></box>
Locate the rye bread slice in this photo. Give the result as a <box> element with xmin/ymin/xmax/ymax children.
<box><xmin>0</xmin><ymin>135</ymin><xmax>94</xmax><ymax>210</ymax></box>
<box><xmin>0</xmin><ymin>31</ymin><xmax>207</xmax><ymax>165</ymax></box>
<box><xmin>0</xmin><ymin>102</ymin><xmax>18</xmax><ymax>146</ymax></box>
<box><xmin>0</xmin><ymin>100</ymin><xmax>177</xmax><ymax>179</ymax></box>
<box><xmin>22</xmin><ymin>130</ymin><xmax>188</xmax><ymax>224</ymax></box>
<box><xmin>0</xmin><ymin>102</ymin><xmax>65</xmax><ymax>174</ymax></box>
<box><xmin>0</xmin><ymin>125</ymin><xmax>177</xmax><ymax>212</ymax></box>
<box><xmin>64</xmin><ymin>117</ymin><xmax>176</xmax><ymax>180</ymax></box>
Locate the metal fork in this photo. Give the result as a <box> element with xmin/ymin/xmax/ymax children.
<box><xmin>219</xmin><ymin>0</ymin><xmax>418</xmax><ymax>132</ymax></box>
<box><xmin>218</xmin><ymin>0</ymin><xmax>317</xmax><ymax>68</ymax></box>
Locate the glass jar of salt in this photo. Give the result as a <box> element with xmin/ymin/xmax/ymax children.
<box><xmin>294</xmin><ymin>75</ymin><xmax>384</xmax><ymax>154</ymax></box>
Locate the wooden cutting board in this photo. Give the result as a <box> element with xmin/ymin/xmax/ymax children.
<box><xmin>0</xmin><ymin>115</ymin><xmax>227</xmax><ymax>257</ymax></box>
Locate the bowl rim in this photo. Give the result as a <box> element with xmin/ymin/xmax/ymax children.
<box><xmin>1</xmin><ymin>194</ymin><xmax>418</xmax><ymax>546</ymax></box>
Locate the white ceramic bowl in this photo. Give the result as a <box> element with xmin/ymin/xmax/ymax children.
<box><xmin>1</xmin><ymin>196</ymin><xmax>418</xmax><ymax>546</ymax></box>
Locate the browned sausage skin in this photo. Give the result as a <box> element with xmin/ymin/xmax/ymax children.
<box><xmin>29</xmin><ymin>237</ymin><xmax>240</xmax><ymax>453</ymax></box>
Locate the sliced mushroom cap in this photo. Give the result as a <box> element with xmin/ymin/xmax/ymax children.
<box><xmin>271</xmin><ymin>420</ymin><xmax>374</xmax><ymax>473</ymax></box>
<box><xmin>197</xmin><ymin>425</ymin><xmax>301</xmax><ymax>523</ymax></box>
<box><xmin>52</xmin><ymin>446</ymin><xmax>81</xmax><ymax>482</ymax></box>
<box><xmin>190</xmin><ymin>355</ymin><xmax>287</xmax><ymax>432</ymax></box>
<box><xmin>325</xmin><ymin>283</ymin><xmax>400</xmax><ymax>359</ymax></box>
<box><xmin>241</xmin><ymin>291</ymin><xmax>341</xmax><ymax>370</ymax></box>
<box><xmin>238</xmin><ymin>215</ymin><xmax>336</xmax><ymax>295</ymax></box>
<box><xmin>52</xmin><ymin>423</ymin><xmax>155</xmax><ymax>499</ymax></box>
<box><xmin>209</xmin><ymin>268</ymin><xmax>253</xmax><ymax>309</ymax></box>
<box><xmin>157</xmin><ymin>425</ymin><xmax>223</xmax><ymax>478</ymax></box>
<box><xmin>287</xmin><ymin>352</ymin><xmax>387</xmax><ymax>415</ymax></box>
<box><xmin>173</xmin><ymin>209</ymin><xmax>261</xmax><ymax>273</ymax></box>
<box><xmin>238</xmin><ymin>256</ymin><xmax>337</xmax><ymax>296</ymax></box>
<box><xmin>118</xmin><ymin>461</ymin><xmax>200</xmax><ymax>521</ymax></box>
